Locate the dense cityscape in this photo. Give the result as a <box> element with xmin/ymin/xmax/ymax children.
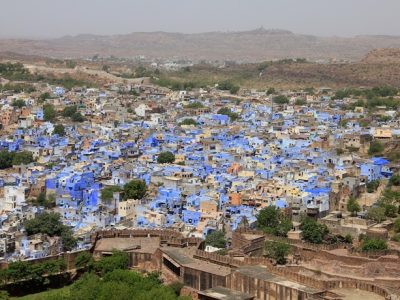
<box><xmin>1</xmin><ymin>1</ymin><xmax>400</xmax><ymax>299</ymax></box>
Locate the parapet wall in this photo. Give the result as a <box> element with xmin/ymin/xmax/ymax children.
<box><xmin>234</xmin><ymin>229</ymin><xmax>349</xmax><ymax>254</ymax></box>
<box><xmin>0</xmin><ymin>249</ymin><xmax>89</xmax><ymax>271</ymax></box>
<box><xmin>91</xmin><ymin>228</ymin><xmax>204</xmax><ymax>249</ymax></box>
<box><xmin>193</xmin><ymin>250</ymin><xmax>398</xmax><ymax>300</ymax></box>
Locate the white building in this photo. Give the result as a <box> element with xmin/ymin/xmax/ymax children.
<box><xmin>1</xmin><ymin>186</ymin><xmax>27</xmax><ymax>211</ymax></box>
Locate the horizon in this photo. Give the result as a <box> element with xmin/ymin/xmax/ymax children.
<box><xmin>1</xmin><ymin>0</ymin><xmax>400</xmax><ymax>39</ymax></box>
<box><xmin>2</xmin><ymin>27</ymin><xmax>400</xmax><ymax>41</ymax></box>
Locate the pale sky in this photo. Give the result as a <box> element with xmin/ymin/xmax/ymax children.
<box><xmin>0</xmin><ymin>0</ymin><xmax>399</xmax><ymax>38</ymax></box>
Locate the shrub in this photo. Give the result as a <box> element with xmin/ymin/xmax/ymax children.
<box><xmin>366</xmin><ymin>180</ymin><xmax>380</xmax><ymax>193</ymax></box>
<box><xmin>94</xmin><ymin>251</ymin><xmax>129</xmax><ymax>275</ymax></box>
<box><xmin>361</xmin><ymin>238</ymin><xmax>388</xmax><ymax>251</ymax></box>
<box><xmin>123</xmin><ymin>179</ymin><xmax>147</xmax><ymax>200</ymax></box>
<box><xmin>300</xmin><ymin>218</ymin><xmax>329</xmax><ymax>244</ymax></box>
<box><xmin>366</xmin><ymin>206</ymin><xmax>386</xmax><ymax>223</ymax></box>
<box><xmin>368</xmin><ymin>141</ymin><xmax>384</xmax><ymax>156</ymax></box>
<box><xmin>394</xmin><ymin>218</ymin><xmax>400</xmax><ymax>233</ymax></box>
<box><xmin>256</xmin><ymin>206</ymin><xmax>292</xmax><ymax>237</ymax></box>
<box><xmin>264</xmin><ymin>241</ymin><xmax>291</xmax><ymax>265</ymax></box>
<box><xmin>273</xmin><ymin>95</ymin><xmax>289</xmax><ymax>104</ymax></box>
<box><xmin>205</xmin><ymin>230</ymin><xmax>226</xmax><ymax>248</ymax></box>
<box><xmin>179</xmin><ymin>118</ymin><xmax>197</xmax><ymax>126</ymax></box>
<box><xmin>157</xmin><ymin>151</ymin><xmax>175</xmax><ymax>164</ymax></box>
<box><xmin>347</xmin><ymin>197</ymin><xmax>361</xmax><ymax>216</ymax></box>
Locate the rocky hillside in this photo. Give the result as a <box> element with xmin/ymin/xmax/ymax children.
<box><xmin>361</xmin><ymin>48</ymin><xmax>400</xmax><ymax>64</ymax></box>
<box><xmin>1</xmin><ymin>29</ymin><xmax>400</xmax><ymax>62</ymax></box>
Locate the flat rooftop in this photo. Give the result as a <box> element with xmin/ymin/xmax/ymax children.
<box><xmin>198</xmin><ymin>286</ymin><xmax>254</xmax><ymax>300</ymax></box>
<box><xmin>94</xmin><ymin>237</ymin><xmax>160</xmax><ymax>254</ymax></box>
<box><xmin>236</xmin><ymin>265</ymin><xmax>322</xmax><ymax>294</ymax></box>
<box><xmin>162</xmin><ymin>247</ymin><xmax>232</xmax><ymax>276</ymax></box>
<box><xmin>330</xmin><ymin>288</ymin><xmax>384</xmax><ymax>300</ymax></box>
<box><xmin>241</xmin><ymin>233</ymin><xmax>265</xmax><ymax>241</ymax></box>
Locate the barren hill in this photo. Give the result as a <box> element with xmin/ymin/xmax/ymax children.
<box><xmin>2</xmin><ymin>29</ymin><xmax>400</xmax><ymax>62</ymax></box>
<box><xmin>361</xmin><ymin>48</ymin><xmax>400</xmax><ymax>64</ymax></box>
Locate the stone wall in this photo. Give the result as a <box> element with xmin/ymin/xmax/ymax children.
<box><xmin>234</xmin><ymin>229</ymin><xmax>348</xmax><ymax>253</ymax></box>
<box><xmin>0</xmin><ymin>249</ymin><xmax>89</xmax><ymax>271</ymax></box>
<box><xmin>299</xmin><ymin>247</ymin><xmax>399</xmax><ymax>266</ymax></box>
<box><xmin>192</xmin><ymin>250</ymin><xmax>398</xmax><ymax>300</ymax></box>
<box><xmin>227</xmin><ymin>271</ymin><xmax>316</xmax><ymax>300</ymax></box>
<box><xmin>91</xmin><ymin>229</ymin><xmax>204</xmax><ymax>249</ymax></box>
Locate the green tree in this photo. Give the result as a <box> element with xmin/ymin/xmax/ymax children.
<box><xmin>383</xmin><ymin>203</ymin><xmax>398</xmax><ymax>218</ymax></box>
<box><xmin>275</xmin><ymin>217</ymin><xmax>293</xmax><ymax>237</ymax></box>
<box><xmin>36</xmin><ymin>191</ymin><xmax>47</xmax><ymax>207</ymax></box>
<box><xmin>366</xmin><ymin>206</ymin><xmax>386</xmax><ymax>223</ymax></box>
<box><xmin>267</xmin><ymin>87</ymin><xmax>275</xmax><ymax>95</ymax></box>
<box><xmin>62</xmin><ymin>105</ymin><xmax>78</xmax><ymax>117</ymax></box>
<box><xmin>53</xmin><ymin>124</ymin><xmax>66</xmax><ymax>136</ymax></box>
<box><xmin>361</xmin><ymin>238</ymin><xmax>388</xmax><ymax>251</ymax></box>
<box><xmin>304</xmin><ymin>87</ymin><xmax>315</xmax><ymax>95</ymax></box>
<box><xmin>168</xmin><ymin>281</ymin><xmax>184</xmax><ymax>296</ymax></box>
<box><xmin>217</xmin><ymin>107</ymin><xmax>239</xmax><ymax>121</ymax></box>
<box><xmin>333</xmin><ymin>89</ymin><xmax>352</xmax><ymax>100</ymax></box>
<box><xmin>300</xmin><ymin>217</ymin><xmax>329</xmax><ymax>244</ymax></box>
<box><xmin>217</xmin><ymin>81</ymin><xmax>240</xmax><ymax>94</ymax></box>
<box><xmin>344</xmin><ymin>234</ymin><xmax>353</xmax><ymax>244</ymax></box>
<box><xmin>24</xmin><ymin>212</ymin><xmax>77</xmax><ymax>251</ymax></box>
<box><xmin>61</xmin><ymin>227</ymin><xmax>77</xmax><ymax>251</ymax></box>
<box><xmin>368</xmin><ymin>141</ymin><xmax>384</xmax><ymax>156</ymax></box>
<box><xmin>366</xmin><ymin>180</ymin><xmax>380</xmax><ymax>193</ymax></box>
<box><xmin>70</xmin><ymin>273</ymin><xmax>101</xmax><ymax>300</ymax></box>
<box><xmin>46</xmin><ymin>193</ymin><xmax>56</xmax><ymax>208</ymax></box>
<box><xmin>75</xmin><ymin>251</ymin><xmax>94</xmax><ymax>270</ymax></box>
<box><xmin>347</xmin><ymin>197</ymin><xmax>361</xmax><ymax>216</ymax></box>
<box><xmin>256</xmin><ymin>206</ymin><xmax>292</xmax><ymax>237</ymax></box>
<box><xmin>12</xmin><ymin>151</ymin><xmax>34</xmax><ymax>165</ymax></box>
<box><xmin>101</xmin><ymin>185</ymin><xmax>122</xmax><ymax>202</ymax></box>
<box><xmin>184</xmin><ymin>101</ymin><xmax>204</xmax><ymax>109</ymax></box>
<box><xmin>264</xmin><ymin>241</ymin><xmax>291</xmax><ymax>265</ymax></box>
<box><xmin>294</xmin><ymin>99</ymin><xmax>306</xmax><ymax>106</ymax></box>
<box><xmin>157</xmin><ymin>151</ymin><xmax>175</xmax><ymax>164</ymax></box>
<box><xmin>273</xmin><ymin>95</ymin><xmax>289</xmax><ymax>104</ymax></box>
<box><xmin>179</xmin><ymin>118</ymin><xmax>197</xmax><ymax>126</ymax></box>
<box><xmin>0</xmin><ymin>151</ymin><xmax>14</xmax><ymax>169</ymax></box>
<box><xmin>205</xmin><ymin>230</ymin><xmax>226</xmax><ymax>248</ymax></box>
<box><xmin>257</xmin><ymin>206</ymin><xmax>280</xmax><ymax>229</ymax></box>
<box><xmin>39</xmin><ymin>92</ymin><xmax>51</xmax><ymax>103</ymax></box>
<box><xmin>12</xmin><ymin>99</ymin><xmax>26</xmax><ymax>108</ymax></box>
<box><xmin>71</xmin><ymin>112</ymin><xmax>85</xmax><ymax>122</ymax></box>
<box><xmin>43</xmin><ymin>103</ymin><xmax>56</xmax><ymax>121</ymax></box>
<box><xmin>381</xmin><ymin>188</ymin><xmax>400</xmax><ymax>205</ymax></box>
<box><xmin>94</xmin><ymin>251</ymin><xmax>129</xmax><ymax>275</ymax></box>
<box><xmin>123</xmin><ymin>179</ymin><xmax>147</xmax><ymax>200</ymax></box>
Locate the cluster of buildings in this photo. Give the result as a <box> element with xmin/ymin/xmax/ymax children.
<box><xmin>0</xmin><ymin>79</ymin><xmax>398</xmax><ymax>261</ymax></box>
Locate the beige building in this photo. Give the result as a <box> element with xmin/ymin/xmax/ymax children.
<box><xmin>118</xmin><ymin>199</ymin><xmax>140</xmax><ymax>219</ymax></box>
<box><xmin>374</xmin><ymin>127</ymin><xmax>392</xmax><ymax>139</ymax></box>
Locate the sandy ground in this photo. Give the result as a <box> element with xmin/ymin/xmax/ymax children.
<box><xmin>330</xmin><ymin>288</ymin><xmax>385</xmax><ymax>300</ymax></box>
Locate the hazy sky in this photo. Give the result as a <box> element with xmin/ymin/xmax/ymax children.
<box><xmin>1</xmin><ymin>0</ymin><xmax>399</xmax><ymax>38</ymax></box>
